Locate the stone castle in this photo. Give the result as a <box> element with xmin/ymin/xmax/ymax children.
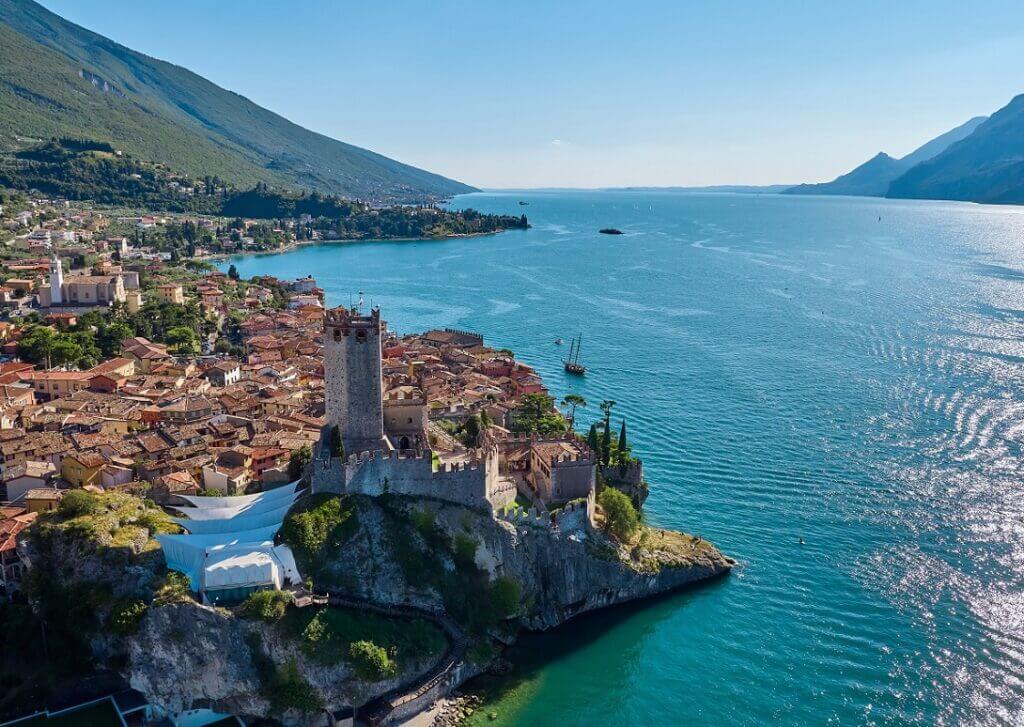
<box><xmin>312</xmin><ymin>305</ymin><xmax>598</xmax><ymax>515</ymax></box>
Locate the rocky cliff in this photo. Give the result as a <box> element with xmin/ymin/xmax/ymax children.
<box><xmin>21</xmin><ymin>490</ymin><xmax>731</xmax><ymax>725</ymax></box>
<box><xmin>126</xmin><ymin>602</ymin><xmax>441</xmax><ymax>723</ymax></box>
<box><xmin>304</xmin><ymin>494</ymin><xmax>733</xmax><ymax>630</ymax></box>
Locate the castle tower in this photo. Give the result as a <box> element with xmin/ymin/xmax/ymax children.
<box><xmin>324</xmin><ymin>305</ymin><xmax>384</xmax><ymax>453</ymax></box>
<box><xmin>49</xmin><ymin>255</ymin><xmax>64</xmax><ymax>305</ymax></box>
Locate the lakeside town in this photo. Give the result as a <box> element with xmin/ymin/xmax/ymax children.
<box><xmin>0</xmin><ymin>193</ymin><xmax>720</xmax><ymax>727</ymax></box>
<box><xmin>0</xmin><ymin>193</ymin><xmax>618</xmax><ymax>583</ymax></box>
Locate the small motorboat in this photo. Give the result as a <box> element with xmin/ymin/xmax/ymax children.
<box><xmin>554</xmin><ymin>338</ymin><xmax>563</xmax><ymax>345</ymax></box>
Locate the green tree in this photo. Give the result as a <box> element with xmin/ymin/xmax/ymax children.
<box><xmin>599</xmin><ymin>400</ymin><xmax>617</xmax><ymax>466</ymax></box>
<box><xmin>617</xmin><ymin>419</ymin><xmax>629</xmax><ymax>465</ymax></box>
<box><xmin>512</xmin><ymin>393</ymin><xmax>568</xmax><ymax>436</ymax></box>
<box><xmin>95</xmin><ymin>320</ymin><xmax>133</xmax><ymax>358</ymax></box>
<box><xmin>17</xmin><ymin>325</ymin><xmax>85</xmax><ymax>368</ymax></box>
<box><xmin>487</xmin><ymin>576</ymin><xmax>521</xmax><ymax>621</ymax></box>
<box><xmin>348</xmin><ymin>640</ymin><xmax>396</xmax><ymax>681</ymax></box>
<box><xmin>598</xmin><ymin>487</ymin><xmax>640</xmax><ymax>543</ymax></box>
<box><xmin>587</xmin><ymin>423</ymin><xmax>600</xmax><ymax>453</ymax></box>
<box><xmin>289</xmin><ymin>444</ymin><xmax>312</xmax><ymax>481</ymax></box>
<box><xmin>561</xmin><ymin>393</ymin><xmax>587</xmax><ymax>428</ymax></box>
<box><xmin>237</xmin><ymin>589</ymin><xmax>291</xmax><ymax>622</ymax></box>
<box><xmin>165</xmin><ymin>326</ymin><xmax>199</xmax><ymax>354</ymax></box>
<box><xmin>461</xmin><ymin>414</ymin><xmax>481</xmax><ymax>447</ymax></box>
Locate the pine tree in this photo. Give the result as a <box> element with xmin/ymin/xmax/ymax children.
<box><xmin>617</xmin><ymin>419</ymin><xmax>628</xmax><ymax>465</ymax></box>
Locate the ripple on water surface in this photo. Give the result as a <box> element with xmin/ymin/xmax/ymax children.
<box><xmin>223</xmin><ymin>192</ymin><xmax>1024</xmax><ymax>725</ymax></box>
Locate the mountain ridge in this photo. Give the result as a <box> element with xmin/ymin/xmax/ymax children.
<box><xmin>784</xmin><ymin>116</ymin><xmax>987</xmax><ymax>198</ymax></box>
<box><xmin>887</xmin><ymin>96</ymin><xmax>1024</xmax><ymax>204</ymax></box>
<box><xmin>0</xmin><ymin>0</ymin><xmax>474</xmax><ymax>202</ymax></box>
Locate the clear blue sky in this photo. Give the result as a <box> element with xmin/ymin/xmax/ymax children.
<box><xmin>39</xmin><ymin>0</ymin><xmax>1024</xmax><ymax>189</ymax></box>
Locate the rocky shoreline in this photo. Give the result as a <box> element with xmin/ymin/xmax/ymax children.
<box><xmin>118</xmin><ymin>495</ymin><xmax>731</xmax><ymax>725</ymax></box>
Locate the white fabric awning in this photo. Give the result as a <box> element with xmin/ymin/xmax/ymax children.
<box><xmin>171</xmin><ymin>500</ymin><xmax>296</xmax><ymax>534</ymax></box>
<box><xmin>171</xmin><ymin>487</ymin><xmax>300</xmax><ymax>521</ymax></box>
<box><xmin>177</xmin><ymin>481</ymin><xmax>300</xmax><ymax>509</ymax></box>
<box><xmin>156</xmin><ymin>481</ymin><xmax>305</xmax><ymax>594</ymax></box>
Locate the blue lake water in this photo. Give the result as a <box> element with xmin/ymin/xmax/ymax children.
<box><xmin>222</xmin><ymin>190</ymin><xmax>1024</xmax><ymax>725</ymax></box>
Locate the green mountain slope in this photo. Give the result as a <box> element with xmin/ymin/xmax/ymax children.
<box><xmin>784</xmin><ymin>116</ymin><xmax>987</xmax><ymax>198</ymax></box>
<box><xmin>887</xmin><ymin>96</ymin><xmax>1024</xmax><ymax>204</ymax></box>
<box><xmin>0</xmin><ymin>0</ymin><xmax>474</xmax><ymax>202</ymax></box>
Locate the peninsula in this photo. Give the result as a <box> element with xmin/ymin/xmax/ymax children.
<box><xmin>0</xmin><ymin>211</ymin><xmax>732</xmax><ymax>724</ymax></box>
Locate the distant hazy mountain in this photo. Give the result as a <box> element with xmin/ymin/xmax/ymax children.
<box><xmin>887</xmin><ymin>96</ymin><xmax>1024</xmax><ymax>204</ymax></box>
<box><xmin>0</xmin><ymin>0</ymin><xmax>474</xmax><ymax>202</ymax></box>
<box><xmin>784</xmin><ymin>116</ymin><xmax>987</xmax><ymax>198</ymax></box>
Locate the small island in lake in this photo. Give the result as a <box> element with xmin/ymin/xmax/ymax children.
<box><xmin>599</xmin><ymin>228</ymin><xmax>624</xmax><ymax>235</ymax></box>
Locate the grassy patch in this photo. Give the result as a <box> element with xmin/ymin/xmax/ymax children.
<box><xmin>279</xmin><ymin>494</ymin><xmax>357</xmax><ymax>579</ymax></box>
<box><xmin>631</xmin><ymin>527</ymin><xmax>718</xmax><ymax>569</ymax></box>
<box><xmin>151</xmin><ymin>572</ymin><xmax>192</xmax><ymax>606</ymax></box>
<box><xmin>281</xmin><ymin>606</ymin><xmax>446</xmax><ymax>668</ymax></box>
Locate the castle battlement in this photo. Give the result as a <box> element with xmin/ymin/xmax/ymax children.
<box><xmin>384</xmin><ymin>390</ymin><xmax>425</xmax><ymax>403</ymax></box>
<box><xmin>553</xmin><ymin>452</ymin><xmax>592</xmax><ymax>466</ymax></box>
<box><xmin>443</xmin><ymin>327</ymin><xmax>483</xmax><ymax>340</ymax></box>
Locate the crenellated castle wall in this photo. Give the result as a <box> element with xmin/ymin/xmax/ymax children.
<box><xmin>312</xmin><ymin>443</ymin><xmax>502</xmax><ymax>512</ymax></box>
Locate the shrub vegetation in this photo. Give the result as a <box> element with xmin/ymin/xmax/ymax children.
<box><xmin>598</xmin><ymin>487</ymin><xmax>641</xmax><ymax>543</ymax></box>
<box><xmin>237</xmin><ymin>590</ymin><xmax>292</xmax><ymax>623</ymax></box>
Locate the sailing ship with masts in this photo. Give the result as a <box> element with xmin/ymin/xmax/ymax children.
<box><xmin>563</xmin><ymin>334</ymin><xmax>586</xmax><ymax>375</ymax></box>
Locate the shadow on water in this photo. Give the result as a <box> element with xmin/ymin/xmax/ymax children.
<box><xmin>461</xmin><ymin>573</ymin><xmax>732</xmax><ymax>724</ymax></box>
<box><xmin>972</xmin><ymin>262</ymin><xmax>1024</xmax><ymax>281</ymax></box>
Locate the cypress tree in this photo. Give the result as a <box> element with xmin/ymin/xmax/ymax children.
<box><xmin>587</xmin><ymin>423</ymin><xmax>599</xmax><ymax>453</ymax></box>
<box><xmin>618</xmin><ymin>419</ymin><xmax>628</xmax><ymax>463</ymax></box>
<box><xmin>601</xmin><ymin>424</ymin><xmax>611</xmax><ymax>466</ymax></box>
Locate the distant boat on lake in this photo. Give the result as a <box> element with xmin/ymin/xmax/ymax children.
<box><xmin>554</xmin><ymin>337</ymin><xmax>563</xmax><ymax>345</ymax></box>
<box><xmin>563</xmin><ymin>334</ymin><xmax>586</xmax><ymax>375</ymax></box>
<box><xmin>599</xmin><ymin>228</ymin><xmax>623</xmax><ymax>235</ymax></box>
<box><xmin>519</xmin><ymin>201</ymin><xmax>530</xmax><ymax>205</ymax></box>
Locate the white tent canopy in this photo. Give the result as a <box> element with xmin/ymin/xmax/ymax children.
<box><xmin>177</xmin><ymin>481</ymin><xmax>300</xmax><ymax>509</ymax></box>
<box><xmin>171</xmin><ymin>497</ymin><xmax>298</xmax><ymax>529</ymax></box>
<box><xmin>171</xmin><ymin>500</ymin><xmax>296</xmax><ymax>535</ymax></box>
<box><xmin>156</xmin><ymin>481</ymin><xmax>304</xmax><ymax>598</ymax></box>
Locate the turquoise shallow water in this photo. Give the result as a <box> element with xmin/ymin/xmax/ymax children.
<box><xmin>223</xmin><ymin>191</ymin><xmax>1024</xmax><ymax>725</ymax></box>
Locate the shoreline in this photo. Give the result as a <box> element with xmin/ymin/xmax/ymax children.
<box><xmin>199</xmin><ymin>229</ymin><xmax>510</xmax><ymax>262</ymax></box>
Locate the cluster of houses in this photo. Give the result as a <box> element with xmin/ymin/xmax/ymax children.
<box><xmin>0</xmin><ymin>198</ymin><xmax>598</xmax><ymax>602</ymax></box>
